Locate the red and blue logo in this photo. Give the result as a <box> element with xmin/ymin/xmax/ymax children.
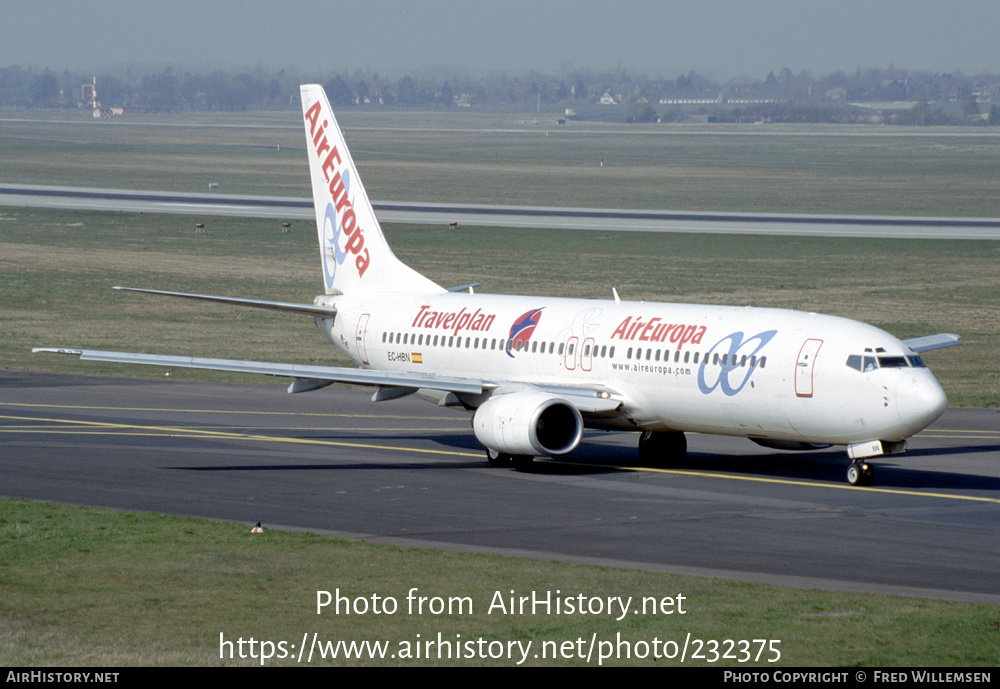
<box><xmin>506</xmin><ymin>308</ymin><xmax>543</xmax><ymax>357</ymax></box>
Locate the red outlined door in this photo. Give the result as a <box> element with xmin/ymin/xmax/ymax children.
<box><xmin>356</xmin><ymin>313</ymin><xmax>371</xmax><ymax>365</ymax></box>
<box><xmin>795</xmin><ymin>338</ymin><xmax>823</xmax><ymax>397</ymax></box>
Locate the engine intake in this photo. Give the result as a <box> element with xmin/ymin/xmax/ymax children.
<box><xmin>473</xmin><ymin>391</ymin><xmax>583</xmax><ymax>457</ymax></box>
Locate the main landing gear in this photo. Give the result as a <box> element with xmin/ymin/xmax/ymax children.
<box><xmin>487</xmin><ymin>431</ymin><xmax>689</xmax><ymax>472</ymax></box>
<box><xmin>486</xmin><ymin>449</ymin><xmax>534</xmax><ymax>471</ymax></box>
<box><xmin>637</xmin><ymin>431</ymin><xmax>687</xmax><ymax>466</ymax></box>
<box><xmin>846</xmin><ymin>460</ymin><xmax>874</xmax><ymax>486</ymax></box>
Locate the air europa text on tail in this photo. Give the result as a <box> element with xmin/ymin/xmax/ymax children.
<box><xmin>304</xmin><ymin>100</ymin><xmax>371</xmax><ymax>278</ymax></box>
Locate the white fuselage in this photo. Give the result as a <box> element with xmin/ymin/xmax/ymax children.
<box><xmin>315</xmin><ymin>291</ymin><xmax>947</xmax><ymax>447</ymax></box>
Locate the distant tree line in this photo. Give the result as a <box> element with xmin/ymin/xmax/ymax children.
<box><xmin>1</xmin><ymin>63</ymin><xmax>998</xmax><ymax>125</ymax></box>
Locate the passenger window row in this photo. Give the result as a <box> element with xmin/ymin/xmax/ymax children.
<box><xmin>382</xmin><ymin>332</ymin><xmax>602</xmax><ymax>357</ymax></box>
<box><xmin>381</xmin><ymin>331</ymin><xmax>766</xmax><ymax>370</ymax></box>
<box><xmin>625</xmin><ymin>347</ymin><xmax>766</xmax><ymax>368</ymax></box>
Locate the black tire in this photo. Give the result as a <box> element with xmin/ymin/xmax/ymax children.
<box><xmin>847</xmin><ymin>463</ymin><xmax>862</xmax><ymax>485</ymax></box>
<box><xmin>638</xmin><ymin>431</ymin><xmax>687</xmax><ymax>466</ymax></box>
<box><xmin>847</xmin><ymin>462</ymin><xmax>874</xmax><ymax>486</ymax></box>
<box><xmin>511</xmin><ymin>455</ymin><xmax>535</xmax><ymax>471</ymax></box>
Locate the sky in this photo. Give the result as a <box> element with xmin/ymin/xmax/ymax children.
<box><xmin>3</xmin><ymin>0</ymin><xmax>999</xmax><ymax>80</ymax></box>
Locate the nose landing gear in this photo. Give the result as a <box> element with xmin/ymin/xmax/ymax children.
<box><xmin>847</xmin><ymin>461</ymin><xmax>874</xmax><ymax>486</ymax></box>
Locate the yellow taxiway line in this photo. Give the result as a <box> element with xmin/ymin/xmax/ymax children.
<box><xmin>2</xmin><ymin>405</ymin><xmax>998</xmax><ymax>505</ymax></box>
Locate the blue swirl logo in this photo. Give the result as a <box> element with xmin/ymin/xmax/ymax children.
<box><xmin>320</xmin><ymin>171</ymin><xmax>353</xmax><ymax>290</ymax></box>
<box><xmin>697</xmin><ymin>330</ymin><xmax>777</xmax><ymax>396</ymax></box>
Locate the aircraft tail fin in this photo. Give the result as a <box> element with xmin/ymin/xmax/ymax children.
<box><xmin>300</xmin><ymin>84</ymin><xmax>442</xmax><ymax>296</ymax></box>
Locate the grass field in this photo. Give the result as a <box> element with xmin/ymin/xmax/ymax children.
<box><xmin>1</xmin><ymin>111</ymin><xmax>998</xmax><ymax>666</ymax></box>
<box><xmin>3</xmin><ymin>109</ymin><xmax>1000</xmax><ymax>216</ymax></box>
<box><xmin>2</xmin><ymin>499</ymin><xmax>997</xmax><ymax>666</ymax></box>
<box><xmin>1</xmin><ymin>206</ymin><xmax>995</xmax><ymax>405</ymax></box>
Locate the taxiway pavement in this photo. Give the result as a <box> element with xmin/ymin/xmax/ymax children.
<box><xmin>2</xmin><ymin>371</ymin><xmax>998</xmax><ymax>604</ymax></box>
<box><xmin>3</xmin><ymin>184</ymin><xmax>1000</xmax><ymax>239</ymax></box>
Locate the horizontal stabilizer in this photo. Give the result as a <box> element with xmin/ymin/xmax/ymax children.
<box><xmin>903</xmin><ymin>333</ymin><xmax>961</xmax><ymax>353</ymax></box>
<box><xmin>113</xmin><ymin>287</ymin><xmax>337</xmax><ymax>317</ymax></box>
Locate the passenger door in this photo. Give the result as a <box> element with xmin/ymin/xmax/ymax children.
<box><xmin>795</xmin><ymin>338</ymin><xmax>823</xmax><ymax>397</ymax></box>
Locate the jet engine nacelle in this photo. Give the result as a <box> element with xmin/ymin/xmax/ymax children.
<box><xmin>472</xmin><ymin>391</ymin><xmax>583</xmax><ymax>457</ymax></box>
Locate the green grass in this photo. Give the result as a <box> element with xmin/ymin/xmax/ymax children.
<box><xmin>2</xmin><ymin>207</ymin><xmax>995</xmax><ymax>405</ymax></box>
<box><xmin>2</xmin><ymin>499</ymin><xmax>996</xmax><ymax>666</ymax></box>
<box><xmin>3</xmin><ymin>110</ymin><xmax>1000</xmax><ymax>216</ymax></box>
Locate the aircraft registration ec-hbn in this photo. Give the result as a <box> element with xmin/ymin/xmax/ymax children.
<box><xmin>36</xmin><ymin>84</ymin><xmax>961</xmax><ymax>486</ymax></box>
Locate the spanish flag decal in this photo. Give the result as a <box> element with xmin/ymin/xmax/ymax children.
<box><xmin>412</xmin><ymin>353</ymin><xmax>423</xmax><ymax>364</ymax></box>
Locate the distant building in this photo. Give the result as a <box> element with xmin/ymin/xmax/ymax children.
<box><xmin>659</xmin><ymin>96</ymin><xmax>721</xmax><ymax>105</ymax></box>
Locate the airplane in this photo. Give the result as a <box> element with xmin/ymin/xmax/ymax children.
<box><xmin>35</xmin><ymin>84</ymin><xmax>961</xmax><ymax>487</ymax></box>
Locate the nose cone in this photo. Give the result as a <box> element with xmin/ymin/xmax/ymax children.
<box><xmin>896</xmin><ymin>371</ymin><xmax>948</xmax><ymax>435</ymax></box>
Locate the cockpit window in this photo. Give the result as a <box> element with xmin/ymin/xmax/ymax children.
<box><xmin>847</xmin><ymin>352</ymin><xmax>919</xmax><ymax>372</ymax></box>
<box><xmin>846</xmin><ymin>355</ymin><xmax>880</xmax><ymax>372</ymax></box>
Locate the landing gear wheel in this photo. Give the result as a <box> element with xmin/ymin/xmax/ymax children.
<box><xmin>847</xmin><ymin>461</ymin><xmax>874</xmax><ymax>486</ymax></box>
<box><xmin>486</xmin><ymin>449</ymin><xmax>512</xmax><ymax>468</ymax></box>
<box><xmin>511</xmin><ymin>455</ymin><xmax>535</xmax><ymax>471</ymax></box>
<box><xmin>637</xmin><ymin>431</ymin><xmax>687</xmax><ymax>466</ymax></box>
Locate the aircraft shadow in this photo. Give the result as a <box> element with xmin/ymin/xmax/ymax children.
<box><xmin>0</xmin><ymin>371</ymin><xmax>150</xmax><ymax>388</ymax></box>
<box><xmin>168</xmin><ymin>428</ymin><xmax>1000</xmax><ymax>490</ymax></box>
<box><xmin>525</xmin><ymin>442</ymin><xmax>1000</xmax><ymax>491</ymax></box>
<box><xmin>906</xmin><ymin>444</ymin><xmax>1000</xmax><ymax>459</ymax></box>
<box><xmin>173</xmin><ymin>460</ymin><xmax>489</xmax><ymax>472</ymax></box>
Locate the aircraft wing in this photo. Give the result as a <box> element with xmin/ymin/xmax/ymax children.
<box><xmin>33</xmin><ymin>348</ymin><xmax>484</xmax><ymax>393</ymax></box>
<box><xmin>903</xmin><ymin>333</ymin><xmax>961</xmax><ymax>353</ymax></box>
<box><xmin>112</xmin><ymin>287</ymin><xmax>337</xmax><ymax>317</ymax></box>
<box><xmin>31</xmin><ymin>348</ymin><xmax>623</xmax><ymax>413</ymax></box>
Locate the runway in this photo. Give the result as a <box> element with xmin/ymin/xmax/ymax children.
<box><xmin>3</xmin><ymin>183</ymin><xmax>1000</xmax><ymax>239</ymax></box>
<box><xmin>2</xmin><ymin>370</ymin><xmax>998</xmax><ymax>604</ymax></box>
